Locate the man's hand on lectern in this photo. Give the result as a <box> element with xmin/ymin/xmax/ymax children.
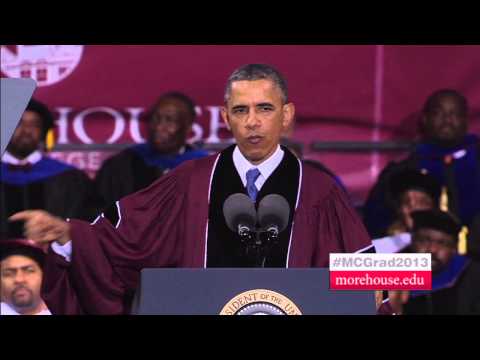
<box><xmin>9</xmin><ymin>210</ymin><xmax>71</xmax><ymax>246</ymax></box>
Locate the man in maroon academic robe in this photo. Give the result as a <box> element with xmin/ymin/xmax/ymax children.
<box><xmin>10</xmin><ymin>64</ymin><xmax>374</xmax><ymax>314</ymax></box>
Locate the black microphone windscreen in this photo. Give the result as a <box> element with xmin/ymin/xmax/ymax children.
<box><xmin>258</xmin><ymin>194</ymin><xmax>290</xmax><ymax>233</ymax></box>
<box><xmin>223</xmin><ymin>193</ymin><xmax>257</xmax><ymax>233</ymax></box>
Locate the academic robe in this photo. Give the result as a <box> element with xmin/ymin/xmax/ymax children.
<box><xmin>403</xmin><ymin>257</ymin><xmax>480</xmax><ymax>315</ymax></box>
<box><xmin>0</xmin><ymin>157</ymin><xmax>99</xmax><ymax>241</ymax></box>
<box><xmin>363</xmin><ymin>135</ymin><xmax>480</xmax><ymax>238</ymax></box>
<box><xmin>42</xmin><ymin>145</ymin><xmax>373</xmax><ymax>315</ymax></box>
<box><xmin>94</xmin><ymin>143</ymin><xmax>209</xmax><ymax>207</ymax></box>
<box><xmin>302</xmin><ymin>159</ymin><xmax>347</xmax><ymax>193</ymax></box>
<box><xmin>378</xmin><ymin>249</ymin><xmax>480</xmax><ymax>315</ymax></box>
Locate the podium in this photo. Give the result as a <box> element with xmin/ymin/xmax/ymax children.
<box><xmin>131</xmin><ymin>268</ymin><xmax>376</xmax><ymax>315</ymax></box>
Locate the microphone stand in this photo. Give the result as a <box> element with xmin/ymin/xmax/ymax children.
<box><xmin>240</xmin><ymin>228</ymin><xmax>278</xmax><ymax>268</ymax></box>
<box><xmin>254</xmin><ymin>230</ymin><xmax>267</xmax><ymax>268</ymax></box>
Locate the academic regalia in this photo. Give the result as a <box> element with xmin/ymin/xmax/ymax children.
<box><xmin>379</xmin><ymin>210</ymin><xmax>480</xmax><ymax>315</ymax></box>
<box><xmin>404</xmin><ymin>255</ymin><xmax>480</xmax><ymax>315</ymax></box>
<box><xmin>386</xmin><ymin>169</ymin><xmax>442</xmax><ymax>236</ymax></box>
<box><xmin>0</xmin><ymin>239</ymin><xmax>46</xmax><ymax>267</ymax></box>
<box><xmin>0</xmin><ymin>156</ymin><xmax>99</xmax><ymax>241</ymax></box>
<box><xmin>302</xmin><ymin>159</ymin><xmax>347</xmax><ymax>193</ymax></box>
<box><xmin>389</xmin><ymin>169</ymin><xmax>441</xmax><ymax>204</ymax></box>
<box><xmin>363</xmin><ymin>134</ymin><xmax>480</xmax><ymax>238</ymax></box>
<box><xmin>94</xmin><ymin>143</ymin><xmax>209</xmax><ymax>207</ymax></box>
<box><xmin>377</xmin><ymin>255</ymin><xmax>480</xmax><ymax>315</ymax></box>
<box><xmin>42</xmin><ymin>145</ymin><xmax>374</xmax><ymax>315</ymax></box>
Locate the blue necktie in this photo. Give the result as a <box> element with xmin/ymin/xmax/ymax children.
<box><xmin>246</xmin><ymin>168</ymin><xmax>261</xmax><ymax>202</ymax></box>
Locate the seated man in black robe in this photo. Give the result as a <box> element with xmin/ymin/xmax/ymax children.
<box><xmin>0</xmin><ymin>99</ymin><xmax>98</xmax><ymax>241</ymax></box>
<box><xmin>363</xmin><ymin>89</ymin><xmax>480</xmax><ymax>239</ymax></box>
<box><xmin>383</xmin><ymin>210</ymin><xmax>480</xmax><ymax>315</ymax></box>
<box><xmin>94</xmin><ymin>92</ymin><xmax>209</xmax><ymax>207</ymax></box>
<box><xmin>384</xmin><ymin>169</ymin><xmax>441</xmax><ymax>236</ymax></box>
<box><xmin>372</xmin><ymin>169</ymin><xmax>441</xmax><ymax>253</ymax></box>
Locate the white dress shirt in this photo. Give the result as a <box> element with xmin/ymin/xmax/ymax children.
<box><xmin>52</xmin><ymin>145</ymin><xmax>285</xmax><ymax>262</ymax></box>
<box><xmin>51</xmin><ymin>240</ymin><xmax>72</xmax><ymax>262</ymax></box>
<box><xmin>2</xmin><ymin>150</ymin><xmax>42</xmax><ymax>165</ymax></box>
<box><xmin>0</xmin><ymin>302</ymin><xmax>51</xmax><ymax>315</ymax></box>
<box><xmin>232</xmin><ymin>145</ymin><xmax>284</xmax><ymax>191</ymax></box>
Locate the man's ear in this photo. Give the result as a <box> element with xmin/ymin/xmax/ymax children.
<box><xmin>282</xmin><ymin>103</ymin><xmax>295</xmax><ymax>130</ymax></box>
<box><xmin>221</xmin><ymin>106</ymin><xmax>231</xmax><ymax>131</ymax></box>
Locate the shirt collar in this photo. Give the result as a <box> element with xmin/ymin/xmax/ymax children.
<box><xmin>233</xmin><ymin>145</ymin><xmax>284</xmax><ymax>187</ymax></box>
<box><xmin>0</xmin><ymin>302</ymin><xmax>19</xmax><ymax>315</ymax></box>
<box><xmin>0</xmin><ymin>302</ymin><xmax>51</xmax><ymax>315</ymax></box>
<box><xmin>2</xmin><ymin>150</ymin><xmax>42</xmax><ymax>166</ymax></box>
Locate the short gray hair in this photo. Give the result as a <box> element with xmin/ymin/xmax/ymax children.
<box><xmin>224</xmin><ymin>64</ymin><xmax>289</xmax><ymax>104</ymax></box>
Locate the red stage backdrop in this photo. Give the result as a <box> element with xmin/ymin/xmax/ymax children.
<box><xmin>2</xmin><ymin>45</ymin><xmax>479</xmax><ymax>205</ymax></box>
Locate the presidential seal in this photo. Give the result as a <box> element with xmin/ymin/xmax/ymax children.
<box><xmin>220</xmin><ymin>289</ymin><xmax>302</xmax><ymax>315</ymax></box>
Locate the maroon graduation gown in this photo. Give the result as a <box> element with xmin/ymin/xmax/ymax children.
<box><xmin>42</xmin><ymin>151</ymin><xmax>373</xmax><ymax>314</ymax></box>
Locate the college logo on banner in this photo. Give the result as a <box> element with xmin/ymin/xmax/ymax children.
<box><xmin>220</xmin><ymin>289</ymin><xmax>302</xmax><ymax>315</ymax></box>
<box><xmin>1</xmin><ymin>45</ymin><xmax>84</xmax><ymax>87</ymax></box>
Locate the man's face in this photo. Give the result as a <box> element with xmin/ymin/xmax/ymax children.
<box><xmin>221</xmin><ymin>79</ymin><xmax>295</xmax><ymax>165</ymax></box>
<box><xmin>398</xmin><ymin>190</ymin><xmax>435</xmax><ymax>230</ymax></box>
<box><xmin>1</xmin><ymin>255</ymin><xmax>43</xmax><ymax>313</ymax></box>
<box><xmin>7</xmin><ymin>111</ymin><xmax>43</xmax><ymax>158</ymax></box>
<box><xmin>148</xmin><ymin>98</ymin><xmax>193</xmax><ymax>154</ymax></box>
<box><xmin>423</xmin><ymin>95</ymin><xmax>468</xmax><ymax>146</ymax></box>
<box><xmin>412</xmin><ymin>228</ymin><xmax>457</xmax><ymax>273</ymax></box>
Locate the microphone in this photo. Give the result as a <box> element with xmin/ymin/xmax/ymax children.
<box><xmin>223</xmin><ymin>193</ymin><xmax>257</xmax><ymax>237</ymax></box>
<box><xmin>257</xmin><ymin>194</ymin><xmax>290</xmax><ymax>239</ymax></box>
